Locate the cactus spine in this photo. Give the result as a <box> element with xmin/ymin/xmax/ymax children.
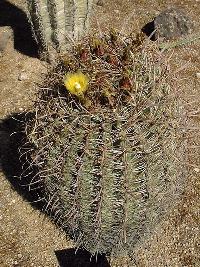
<box><xmin>26</xmin><ymin>0</ymin><xmax>94</xmax><ymax>56</ymax></box>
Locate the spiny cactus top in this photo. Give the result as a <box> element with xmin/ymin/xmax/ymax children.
<box><xmin>24</xmin><ymin>31</ymin><xmax>186</xmax><ymax>257</ymax></box>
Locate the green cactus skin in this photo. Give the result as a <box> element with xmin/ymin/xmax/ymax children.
<box><xmin>24</xmin><ymin>34</ymin><xmax>186</xmax><ymax>258</ymax></box>
<box><xmin>26</xmin><ymin>0</ymin><xmax>94</xmax><ymax>56</ymax></box>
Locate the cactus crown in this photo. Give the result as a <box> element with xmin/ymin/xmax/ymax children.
<box><xmin>24</xmin><ymin>31</ymin><xmax>185</xmax><ymax>257</ymax></box>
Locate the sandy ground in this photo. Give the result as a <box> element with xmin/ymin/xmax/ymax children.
<box><xmin>0</xmin><ymin>0</ymin><xmax>199</xmax><ymax>266</ymax></box>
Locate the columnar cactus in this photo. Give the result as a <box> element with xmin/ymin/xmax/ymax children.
<box><xmin>26</xmin><ymin>0</ymin><xmax>95</xmax><ymax>57</ymax></box>
<box><xmin>24</xmin><ymin>32</ymin><xmax>186</xmax><ymax>258</ymax></box>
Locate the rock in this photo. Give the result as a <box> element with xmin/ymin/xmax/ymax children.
<box><xmin>18</xmin><ymin>71</ymin><xmax>28</xmax><ymax>81</ymax></box>
<box><xmin>196</xmin><ymin>73</ymin><xmax>200</xmax><ymax>79</ymax></box>
<box><xmin>142</xmin><ymin>8</ymin><xmax>194</xmax><ymax>41</ymax></box>
<box><xmin>154</xmin><ymin>8</ymin><xmax>194</xmax><ymax>40</ymax></box>
<box><xmin>0</xmin><ymin>26</ymin><xmax>13</xmax><ymax>55</ymax></box>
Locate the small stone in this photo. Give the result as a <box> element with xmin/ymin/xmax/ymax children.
<box><xmin>194</xmin><ymin>167</ymin><xmax>200</xmax><ymax>173</ymax></box>
<box><xmin>96</xmin><ymin>0</ymin><xmax>104</xmax><ymax>6</ymax></box>
<box><xmin>196</xmin><ymin>73</ymin><xmax>200</xmax><ymax>79</ymax></box>
<box><xmin>18</xmin><ymin>71</ymin><xmax>28</xmax><ymax>81</ymax></box>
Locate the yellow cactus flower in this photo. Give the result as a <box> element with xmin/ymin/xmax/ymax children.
<box><xmin>64</xmin><ymin>71</ymin><xmax>89</xmax><ymax>97</ymax></box>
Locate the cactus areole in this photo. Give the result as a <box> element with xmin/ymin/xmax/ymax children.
<box><xmin>24</xmin><ymin>28</ymin><xmax>185</xmax><ymax>257</ymax></box>
<box><xmin>26</xmin><ymin>0</ymin><xmax>94</xmax><ymax>56</ymax></box>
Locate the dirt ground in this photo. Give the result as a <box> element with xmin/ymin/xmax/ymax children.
<box><xmin>0</xmin><ymin>0</ymin><xmax>199</xmax><ymax>266</ymax></box>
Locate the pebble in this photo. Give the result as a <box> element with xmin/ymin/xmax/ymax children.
<box><xmin>196</xmin><ymin>73</ymin><xmax>200</xmax><ymax>79</ymax></box>
<box><xmin>17</xmin><ymin>253</ymin><xmax>23</xmax><ymax>259</ymax></box>
<box><xmin>194</xmin><ymin>167</ymin><xmax>200</xmax><ymax>173</ymax></box>
<box><xmin>18</xmin><ymin>71</ymin><xmax>28</xmax><ymax>81</ymax></box>
<box><xmin>96</xmin><ymin>0</ymin><xmax>104</xmax><ymax>6</ymax></box>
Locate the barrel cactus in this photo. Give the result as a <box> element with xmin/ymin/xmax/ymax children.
<box><xmin>26</xmin><ymin>0</ymin><xmax>95</xmax><ymax>58</ymax></box>
<box><xmin>23</xmin><ymin>30</ymin><xmax>185</xmax><ymax>260</ymax></box>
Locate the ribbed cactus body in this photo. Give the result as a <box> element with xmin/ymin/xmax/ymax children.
<box><xmin>44</xmin><ymin>110</ymin><xmax>177</xmax><ymax>255</ymax></box>
<box><xmin>27</xmin><ymin>0</ymin><xmax>94</xmax><ymax>55</ymax></box>
<box><xmin>25</xmin><ymin>33</ymin><xmax>185</xmax><ymax>256</ymax></box>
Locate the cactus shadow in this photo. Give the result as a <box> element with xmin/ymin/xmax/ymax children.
<box><xmin>0</xmin><ymin>112</ymin><xmax>44</xmax><ymax>210</ymax></box>
<box><xmin>0</xmin><ymin>0</ymin><xmax>38</xmax><ymax>57</ymax></box>
<box><xmin>55</xmin><ymin>248</ymin><xmax>110</xmax><ymax>267</ymax></box>
<box><xmin>141</xmin><ymin>20</ymin><xmax>156</xmax><ymax>41</ymax></box>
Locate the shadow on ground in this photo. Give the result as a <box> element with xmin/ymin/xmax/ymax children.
<box><xmin>55</xmin><ymin>248</ymin><xmax>110</xmax><ymax>267</ymax></box>
<box><xmin>0</xmin><ymin>0</ymin><xmax>38</xmax><ymax>57</ymax></box>
<box><xmin>141</xmin><ymin>20</ymin><xmax>156</xmax><ymax>41</ymax></box>
<box><xmin>0</xmin><ymin>113</ymin><xmax>43</xmax><ymax>209</ymax></box>
<box><xmin>0</xmin><ymin>113</ymin><xmax>111</xmax><ymax>267</ymax></box>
